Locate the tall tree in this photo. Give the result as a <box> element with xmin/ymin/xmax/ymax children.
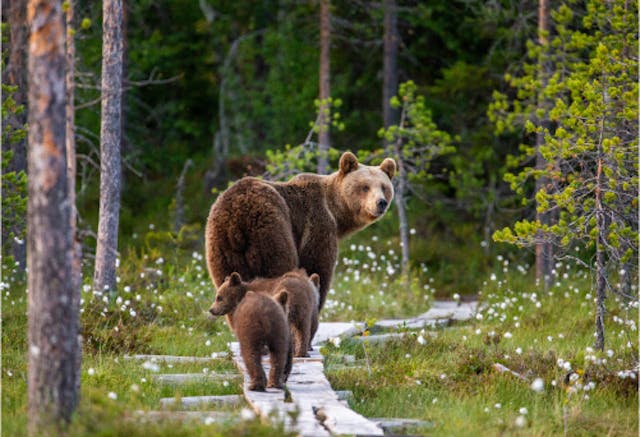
<box><xmin>27</xmin><ymin>0</ymin><xmax>81</xmax><ymax>432</ymax></box>
<box><xmin>493</xmin><ymin>0</ymin><xmax>638</xmax><ymax>349</ymax></box>
<box><xmin>382</xmin><ymin>0</ymin><xmax>399</xmax><ymax>131</ymax></box>
<box><xmin>317</xmin><ymin>0</ymin><xmax>331</xmax><ymax>173</ymax></box>
<box><xmin>93</xmin><ymin>0</ymin><xmax>123</xmax><ymax>293</ymax></box>
<box><xmin>534</xmin><ymin>0</ymin><xmax>553</xmax><ymax>288</ymax></box>
<box><xmin>2</xmin><ymin>0</ymin><xmax>28</xmax><ymax>269</ymax></box>
<box><xmin>380</xmin><ymin>81</ymin><xmax>454</xmax><ymax>277</ymax></box>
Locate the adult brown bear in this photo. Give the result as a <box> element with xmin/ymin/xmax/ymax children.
<box><xmin>205</xmin><ymin>151</ymin><xmax>395</xmax><ymax>310</ymax></box>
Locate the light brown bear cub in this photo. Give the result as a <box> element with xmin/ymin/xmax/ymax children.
<box><xmin>209</xmin><ymin>272</ymin><xmax>292</xmax><ymax>391</ymax></box>
<box><xmin>232</xmin><ymin>269</ymin><xmax>320</xmax><ymax>358</ymax></box>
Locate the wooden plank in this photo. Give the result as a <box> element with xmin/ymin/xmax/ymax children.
<box><xmin>159</xmin><ymin>394</ymin><xmax>244</xmax><ymax>408</ymax></box>
<box><xmin>134</xmin><ymin>410</ymin><xmax>236</xmax><ymax>424</ymax></box>
<box><xmin>230</xmin><ymin>342</ymin><xmax>328</xmax><ymax>436</ymax></box>
<box><xmin>375</xmin><ymin>300</ymin><xmax>478</xmax><ymax>329</ymax></box>
<box><xmin>153</xmin><ymin>373</ymin><xmax>240</xmax><ymax>384</ymax></box>
<box><xmin>124</xmin><ymin>353</ymin><xmax>228</xmax><ymax>363</ymax></box>
<box><xmin>231</xmin><ymin>339</ymin><xmax>383</xmax><ymax>436</ymax></box>
<box><xmin>312</xmin><ymin>322</ymin><xmax>362</xmax><ymax>346</ymax></box>
<box><xmin>370</xmin><ymin>417</ymin><xmax>434</xmax><ymax>432</ymax></box>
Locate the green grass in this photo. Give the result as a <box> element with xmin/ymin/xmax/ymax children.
<box><xmin>2</xmin><ymin>229</ymin><xmax>637</xmax><ymax>435</ymax></box>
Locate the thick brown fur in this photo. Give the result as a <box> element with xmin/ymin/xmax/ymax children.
<box><xmin>223</xmin><ymin>269</ymin><xmax>320</xmax><ymax>357</ymax></box>
<box><xmin>205</xmin><ymin>151</ymin><xmax>396</xmax><ymax>310</ymax></box>
<box><xmin>209</xmin><ymin>273</ymin><xmax>292</xmax><ymax>391</ymax></box>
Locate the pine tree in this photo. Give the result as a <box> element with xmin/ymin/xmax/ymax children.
<box><xmin>491</xmin><ymin>0</ymin><xmax>638</xmax><ymax>350</ymax></box>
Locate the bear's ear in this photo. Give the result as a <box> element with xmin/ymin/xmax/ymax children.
<box><xmin>275</xmin><ymin>290</ymin><xmax>288</xmax><ymax>309</ymax></box>
<box><xmin>310</xmin><ymin>273</ymin><xmax>320</xmax><ymax>288</ymax></box>
<box><xmin>339</xmin><ymin>152</ymin><xmax>359</xmax><ymax>175</ymax></box>
<box><xmin>229</xmin><ymin>272</ymin><xmax>242</xmax><ymax>286</ymax></box>
<box><xmin>380</xmin><ymin>158</ymin><xmax>396</xmax><ymax>180</ymax></box>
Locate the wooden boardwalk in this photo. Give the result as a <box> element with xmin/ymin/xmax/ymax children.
<box><xmin>136</xmin><ymin>301</ymin><xmax>477</xmax><ymax>434</ymax></box>
<box><xmin>230</xmin><ymin>322</ymin><xmax>384</xmax><ymax>436</ymax></box>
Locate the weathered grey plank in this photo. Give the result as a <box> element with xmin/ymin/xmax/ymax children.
<box><xmin>153</xmin><ymin>373</ymin><xmax>240</xmax><ymax>384</ymax></box>
<box><xmin>312</xmin><ymin>322</ymin><xmax>363</xmax><ymax>346</ymax></box>
<box><xmin>135</xmin><ymin>410</ymin><xmax>236</xmax><ymax>424</ymax></box>
<box><xmin>375</xmin><ymin>300</ymin><xmax>478</xmax><ymax>329</ymax></box>
<box><xmin>370</xmin><ymin>417</ymin><xmax>434</xmax><ymax>432</ymax></box>
<box><xmin>124</xmin><ymin>353</ymin><xmax>228</xmax><ymax>363</ymax></box>
<box><xmin>159</xmin><ymin>394</ymin><xmax>244</xmax><ymax>408</ymax></box>
<box><xmin>230</xmin><ymin>340</ymin><xmax>383</xmax><ymax>436</ymax></box>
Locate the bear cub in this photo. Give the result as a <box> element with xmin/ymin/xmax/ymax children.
<box><xmin>209</xmin><ymin>272</ymin><xmax>292</xmax><ymax>391</ymax></box>
<box><xmin>242</xmin><ymin>269</ymin><xmax>320</xmax><ymax>357</ymax></box>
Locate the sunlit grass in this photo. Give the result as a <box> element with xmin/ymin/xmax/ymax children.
<box><xmin>2</xmin><ymin>227</ymin><xmax>637</xmax><ymax>435</ymax></box>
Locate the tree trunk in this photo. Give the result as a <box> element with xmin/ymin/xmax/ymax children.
<box><xmin>382</xmin><ymin>0</ymin><xmax>399</xmax><ymax>131</ymax></box>
<box><xmin>66</xmin><ymin>0</ymin><xmax>83</xmax><ymax>396</ymax></box>
<box><xmin>535</xmin><ymin>0</ymin><xmax>553</xmax><ymax>289</ymax></box>
<box><xmin>392</xmin><ymin>109</ymin><xmax>410</xmax><ymax>280</ymax></box>
<box><xmin>317</xmin><ymin>0</ymin><xmax>331</xmax><ymax>174</ymax></box>
<box><xmin>94</xmin><ymin>0</ymin><xmax>123</xmax><ymax>293</ymax></box>
<box><xmin>27</xmin><ymin>0</ymin><xmax>80</xmax><ymax>432</ymax></box>
<box><xmin>3</xmin><ymin>0</ymin><xmax>29</xmax><ymax>269</ymax></box>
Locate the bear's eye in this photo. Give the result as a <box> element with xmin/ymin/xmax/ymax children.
<box><xmin>361</xmin><ymin>185</ymin><xmax>369</xmax><ymax>193</ymax></box>
<box><xmin>216</xmin><ymin>296</ymin><xmax>223</xmax><ymax>302</ymax></box>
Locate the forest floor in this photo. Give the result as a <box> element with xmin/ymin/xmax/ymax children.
<box><xmin>2</xmin><ymin>235</ymin><xmax>638</xmax><ymax>436</ymax></box>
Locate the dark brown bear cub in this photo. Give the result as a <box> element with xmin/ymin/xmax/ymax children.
<box><xmin>240</xmin><ymin>269</ymin><xmax>320</xmax><ymax>357</ymax></box>
<box><xmin>209</xmin><ymin>272</ymin><xmax>292</xmax><ymax>391</ymax></box>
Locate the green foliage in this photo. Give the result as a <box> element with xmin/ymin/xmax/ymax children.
<box><xmin>1</xmin><ymin>78</ymin><xmax>28</xmax><ymax>272</ymax></box>
<box><xmin>490</xmin><ymin>0</ymin><xmax>638</xmax><ymax>275</ymax></box>
<box><xmin>379</xmin><ymin>80</ymin><xmax>455</xmax><ymax>185</ymax></box>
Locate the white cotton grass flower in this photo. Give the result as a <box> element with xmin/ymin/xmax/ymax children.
<box><xmin>519</xmin><ymin>407</ymin><xmax>528</xmax><ymax>415</ymax></box>
<box><xmin>417</xmin><ymin>335</ymin><xmax>426</xmax><ymax>345</ymax></box>
<box><xmin>87</xmin><ymin>368</ymin><xmax>96</xmax><ymax>376</ymax></box>
<box><xmin>531</xmin><ymin>378</ymin><xmax>545</xmax><ymax>393</ymax></box>
<box><xmin>515</xmin><ymin>415</ymin><xmax>526</xmax><ymax>427</ymax></box>
<box><xmin>240</xmin><ymin>408</ymin><xmax>255</xmax><ymax>420</ymax></box>
<box><xmin>108</xmin><ymin>392</ymin><xmax>117</xmax><ymax>400</ymax></box>
<box><xmin>329</xmin><ymin>337</ymin><xmax>341</xmax><ymax>348</ymax></box>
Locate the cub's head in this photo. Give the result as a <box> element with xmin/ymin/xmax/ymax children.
<box><xmin>336</xmin><ymin>151</ymin><xmax>396</xmax><ymax>227</ymax></box>
<box><xmin>209</xmin><ymin>272</ymin><xmax>248</xmax><ymax>316</ymax></box>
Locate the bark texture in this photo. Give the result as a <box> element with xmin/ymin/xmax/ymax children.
<box><xmin>317</xmin><ymin>0</ymin><xmax>331</xmax><ymax>174</ymax></box>
<box><xmin>3</xmin><ymin>0</ymin><xmax>29</xmax><ymax>268</ymax></box>
<box><xmin>94</xmin><ymin>0</ymin><xmax>123</xmax><ymax>292</ymax></box>
<box><xmin>535</xmin><ymin>0</ymin><xmax>553</xmax><ymax>288</ymax></box>
<box><xmin>382</xmin><ymin>0</ymin><xmax>399</xmax><ymax>130</ymax></box>
<box><xmin>26</xmin><ymin>0</ymin><xmax>80</xmax><ymax>433</ymax></box>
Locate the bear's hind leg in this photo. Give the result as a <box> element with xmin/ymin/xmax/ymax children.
<box><xmin>242</xmin><ymin>346</ymin><xmax>266</xmax><ymax>391</ymax></box>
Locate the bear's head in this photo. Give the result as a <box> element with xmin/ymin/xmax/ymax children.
<box><xmin>209</xmin><ymin>272</ymin><xmax>248</xmax><ymax>316</ymax></box>
<box><xmin>336</xmin><ymin>151</ymin><xmax>396</xmax><ymax>228</ymax></box>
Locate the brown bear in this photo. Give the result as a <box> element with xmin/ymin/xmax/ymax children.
<box><xmin>226</xmin><ymin>269</ymin><xmax>320</xmax><ymax>357</ymax></box>
<box><xmin>209</xmin><ymin>273</ymin><xmax>292</xmax><ymax>391</ymax></box>
<box><xmin>205</xmin><ymin>151</ymin><xmax>396</xmax><ymax>310</ymax></box>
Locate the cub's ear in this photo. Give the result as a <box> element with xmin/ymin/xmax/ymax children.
<box><xmin>309</xmin><ymin>273</ymin><xmax>320</xmax><ymax>289</ymax></box>
<box><xmin>275</xmin><ymin>290</ymin><xmax>288</xmax><ymax>309</ymax></box>
<box><xmin>229</xmin><ymin>272</ymin><xmax>242</xmax><ymax>286</ymax></box>
<box><xmin>339</xmin><ymin>152</ymin><xmax>359</xmax><ymax>175</ymax></box>
<box><xmin>380</xmin><ymin>158</ymin><xmax>396</xmax><ymax>180</ymax></box>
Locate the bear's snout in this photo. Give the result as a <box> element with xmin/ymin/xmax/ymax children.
<box><xmin>209</xmin><ymin>307</ymin><xmax>220</xmax><ymax>316</ymax></box>
<box><xmin>376</xmin><ymin>198</ymin><xmax>388</xmax><ymax>214</ymax></box>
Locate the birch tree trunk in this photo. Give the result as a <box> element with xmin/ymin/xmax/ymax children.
<box><xmin>382</xmin><ymin>0</ymin><xmax>399</xmax><ymax>130</ymax></box>
<box><xmin>27</xmin><ymin>0</ymin><xmax>80</xmax><ymax>432</ymax></box>
<box><xmin>94</xmin><ymin>0</ymin><xmax>123</xmax><ymax>293</ymax></box>
<box><xmin>317</xmin><ymin>0</ymin><xmax>331</xmax><ymax>174</ymax></box>
<box><xmin>535</xmin><ymin>0</ymin><xmax>553</xmax><ymax>289</ymax></box>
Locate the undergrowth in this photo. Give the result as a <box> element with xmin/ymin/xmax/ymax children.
<box><xmin>2</xmin><ymin>223</ymin><xmax>637</xmax><ymax>435</ymax></box>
